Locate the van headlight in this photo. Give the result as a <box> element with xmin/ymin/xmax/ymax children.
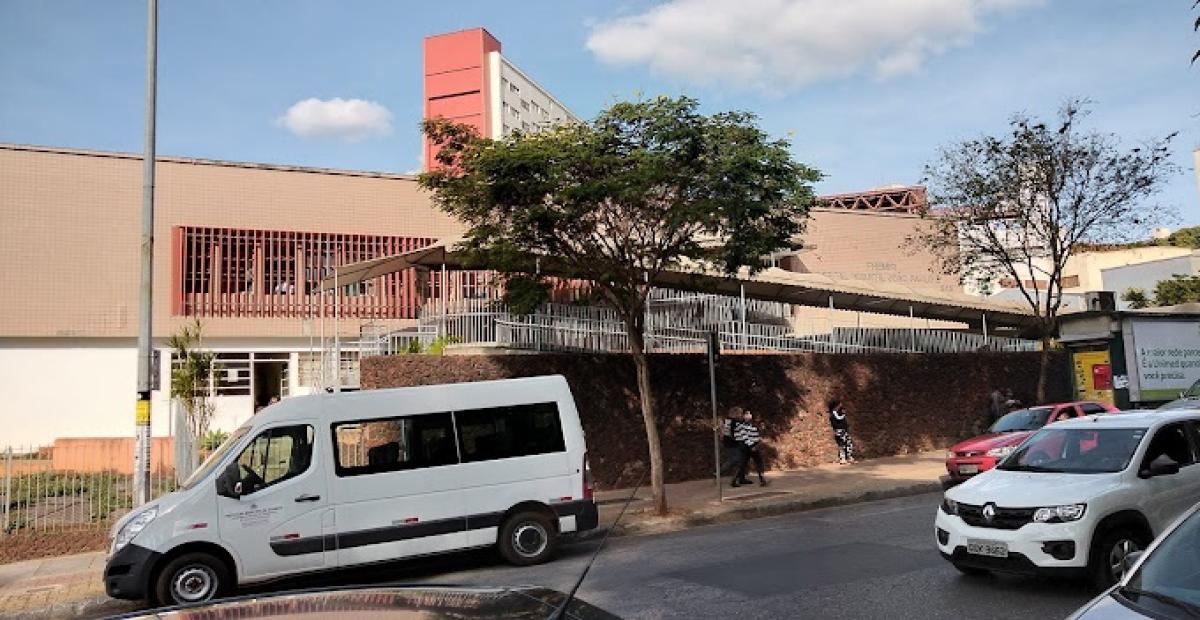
<box><xmin>113</xmin><ymin>506</ymin><xmax>158</xmax><ymax>553</ymax></box>
<box><xmin>1033</xmin><ymin>503</ymin><xmax>1086</xmax><ymax>523</ymax></box>
<box><xmin>941</xmin><ymin>497</ymin><xmax>959</xmax><ymax>515</ymax></box>
<box><xmin>986</xmin><ymin>446</ymin><xmax>1017</xmax><ymax>458</ymax></box>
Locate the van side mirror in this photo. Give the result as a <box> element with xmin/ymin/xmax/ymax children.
<box><xmin>216</xmin><ymin>462</ymin><xmax>242</xmax><ymax>499</ymax></box>
<box><xmin>1139</xmin><ymin>455</ymin><xmax>1181</xmax><ymax>479</ymax></box>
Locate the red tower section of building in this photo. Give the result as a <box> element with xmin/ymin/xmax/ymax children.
<box><xmin>422</xmin><ymin>28</ymin><xmax>500</xmax><ymax>170</ymax></box>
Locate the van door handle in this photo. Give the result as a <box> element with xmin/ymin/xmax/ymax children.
<box><xmin>295</xmin><ymin>494</ymin><xmax>321</xmax><ymax>503</ymax></box>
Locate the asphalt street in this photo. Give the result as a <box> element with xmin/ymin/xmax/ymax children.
<box><xmin>219</xmin><ymin>491</ymin><xmax>1097</xmax><ymax>620</ymax></box>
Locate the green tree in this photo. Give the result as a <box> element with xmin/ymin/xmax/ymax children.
<box><xmin>420</xmin><ymin>96</ymin><xmax>819</xmax><ymax>514</ymax></box>
<box><xmin>1155</xmin><ymin>275</ymin><xmax>1200</xmax><ymax>306</ymax></box>
<box><xmin>912</xmin><ymin>100</ymin><xmax>1175</xmax><ymax>402</ymax></box>
<box><xmin>1121</xmin><ymin>288</ymin><xmax>1152</xmax><ymax>309</ymax></box>
<box><xmin>167</xmin><ymin>319</ymin><xmax>218</xmax><ymax>460</ymax></box>
<box><xmin>1159</xmin><ymin>225</ymin><xmax>1200</xmax><ymax>249</ymax></box>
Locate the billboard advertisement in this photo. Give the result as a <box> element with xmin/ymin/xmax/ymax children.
<box><xmin>1128</xmin><ymin>319</ymin><xmax>1200</xmax><ymax>401</ymax></box>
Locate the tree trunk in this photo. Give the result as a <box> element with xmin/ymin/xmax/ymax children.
<box><xmin>626</xmin><ymin>318</ymin><xmax>667</xmax><ymax>516</ymax></box>
<box><xmin>1036</xmin><ymin>335</ymin><xmax>1051</xmax><ymax>404</ymax></box>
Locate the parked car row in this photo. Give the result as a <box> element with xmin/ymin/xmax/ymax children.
<box><xmin>936</xmin><ymin>401</ymin><xmax>1200</xmax><ymax>619</ymax></box>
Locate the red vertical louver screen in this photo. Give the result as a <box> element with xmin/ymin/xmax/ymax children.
<box><xmin>174</xmin><ymin>226</ymin><xmax>435</xmax><ymax>319</ymax></box>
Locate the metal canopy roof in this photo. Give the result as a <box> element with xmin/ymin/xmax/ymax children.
<box><xmin>319</xmin><ymin>238</ymin><xmax>1038</xmax><ymax>328</ymax></box>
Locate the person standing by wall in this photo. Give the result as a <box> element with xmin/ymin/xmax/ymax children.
<box><xmin>717</xmin><ymin>406</ymin><xmax>745</xmax><ymax>477</ymax></box>
<box><xmin>733</xmin><ymin>410</ymin><xmax>768</xmax><ymax>487</ymax></box>
<box><xmin>828</xmin><ymin>399</ymin><xmax>856</xmax><ymax>465</ymax></box>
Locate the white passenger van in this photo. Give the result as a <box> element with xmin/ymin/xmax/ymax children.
<box><xmin>104</xmin><ymin>375</ymin><xmax>598</xmax><ymax>606</ymax></box>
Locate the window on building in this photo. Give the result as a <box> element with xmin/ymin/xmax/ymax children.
<box><xmin>333</xmin><ymin>412</ymin><xmax>458</xmax><ymax>476</ymax></box>
<box><xmin>233</xmin><ymin>425</ymin><xmax>314</xmax><ymax>495</ymax></box>
<box><xmin>454</xmin><ymin>402</ymin><xmax>565</xmax><ymax>463</ymax></box>
<box><xmin>520</xmin><ymin>100</ymin><xmax>530</xmax><ymax>112</ymax></box>
<box><xmin>213</xmin><ymin>353</ymin><xmax>251</xmax><ymax>396</ymax></box>
<box><xmin>509</xmin><ymin>82</ymin><xmax>520</xmax><ymax>94</ymax></box>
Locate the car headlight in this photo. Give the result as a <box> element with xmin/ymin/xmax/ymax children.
<box><xmin>986</xmin><ymin>446</ymin><xmax>1017</xmax><ymax>458</ymax></box>
<box><xmin>113</xmin><ymin>506</ymin><xmax>158</xmax><ymax>553</ymax></box>
<box><xmin>946</xmin><ymin>450</ymin><xmax>957</xmax><ymax>459</ymax></box>
<box><xmin>1032</xmin><ymin>503</ymin><xmax>1086</xmax><ymax>523</ymax></box>
<box><xmin>941</xmin><ymin>497</ymin><xmax>959</xmax><ymax>515</ymax></box>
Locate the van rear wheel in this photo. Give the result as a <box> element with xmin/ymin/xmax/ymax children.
<box><xmin>153</xmin><ymin>552</ymin><xmax>230</xmax><ymax>606</ymax></box>
<box><xmin>498</xmin><ymin>510</ymin><xmax>557</xmax><ymax>566</ymax></box>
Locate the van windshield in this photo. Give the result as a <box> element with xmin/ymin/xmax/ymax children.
<box><xmin>180</xmin><ymin>425</ymin><xmax>251</xmax><ymax>490</ymax></box>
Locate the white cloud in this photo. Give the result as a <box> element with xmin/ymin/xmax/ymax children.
<box><xmin>276</xmin><ymin>97</ymin><xmax>393</xmax><ymax>142</ymax></box>
<box><xmin>586</xmin><ymin>0</ymin><xmax>1041</xmax><ymax>91</ymax></box>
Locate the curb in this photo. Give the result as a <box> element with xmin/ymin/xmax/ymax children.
<box><xmin>572</xmin><ymin>481</ymin><xmax>944</xmax><ymax>542</ymax></box>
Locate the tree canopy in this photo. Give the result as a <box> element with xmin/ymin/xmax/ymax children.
<box><xmin>420</xmin><ymin>95</ymin><xmax>819</xmax><ymax>513</ymax></box>
<box><xmin>913</xmin><ymin>99</ymin><xmax>1176</xmax><ymax>400</ymax></box>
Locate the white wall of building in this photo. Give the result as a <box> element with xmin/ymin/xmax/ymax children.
<box><xmin>487</xmin><ymin>51</ymin><xmax>579</xmax><ymax>139</ymax></box>
<box><xmin>0</xmin><ymin>339</ymin><xmax>172</xmax><ymax>447</ymax></box>
<box><xmin>0</xmin><ymin>337</ymin><xmax>343</xmax><ymax>447</ymax></box>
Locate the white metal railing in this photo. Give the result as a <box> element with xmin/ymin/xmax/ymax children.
<box><xmin>1</xmin><ymin>443</ymin><xmax>175</xmax><ymax>536</ymax></box>
<box><xmin>353</xmin><ymin>288</ymin><xmax>1040</xmax><ymax>357</ymax></box>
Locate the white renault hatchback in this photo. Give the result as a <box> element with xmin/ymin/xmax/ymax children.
<box><xmin>935</xmin><ymin>409</ymin><xmax>1200</xmax><ymax>590</ymax></box>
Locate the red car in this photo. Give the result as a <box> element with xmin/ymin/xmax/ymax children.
<box><xmin>944</xmin><ymin>400</ymin><xmax>1118</xmax><ymax>482</ymax></box>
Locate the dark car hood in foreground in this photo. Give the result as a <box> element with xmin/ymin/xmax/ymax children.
<box><xmin>108</xmin><ymin>585</ymin><xmax>621</xmax><ymax>620</ymax></box>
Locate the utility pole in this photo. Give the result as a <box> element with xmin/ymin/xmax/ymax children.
<box><xmin>707</xmin><ymin>330</ymin><xmax>721</xmax><ymax>501</ymax></box>
<box><xmin>133</xmin><ymin>0</ymin><xmax>158</xmax><ymax>506</ymax></box>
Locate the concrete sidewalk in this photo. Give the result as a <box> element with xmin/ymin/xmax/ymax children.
<box><xmin>591</xmin><ymin>450</ymin><xmax>946</xmax><ymax>536</ymax></box>
<box><xmin>0</xmin><ymin>451</ymin><xmax>947</xmax><ymax>619</ymax></box>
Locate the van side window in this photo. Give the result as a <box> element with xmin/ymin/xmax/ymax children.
<box><xmin>235</xmin><ymin>425</ymin><xmax>314</xmax><ymax>495</ymax></box>
<box><xmin>333</xmin><ymin>412</ymin><xmax>457</xmax><ymax>476</ymax></box>
<box><xmin>455</xmin><ymin>402</ymin><xmax>566</xmax><ymax>463</ymax></box>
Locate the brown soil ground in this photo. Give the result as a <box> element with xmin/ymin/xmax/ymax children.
<box><xmin>0</xmin><ymin>528</ymin><xmax>107</xmax><ymax>564</ymax></box>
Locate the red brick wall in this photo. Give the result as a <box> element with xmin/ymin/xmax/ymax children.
<box><xmin>362</xmin><ymin>352</ymin><xmax>1070</xmax><ymax>489</ymax></box>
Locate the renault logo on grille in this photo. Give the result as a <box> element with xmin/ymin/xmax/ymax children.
<box><xmin>982</xmin><ymin>503</ymin><xmax>996</xmax><ymax>523</ymax></box>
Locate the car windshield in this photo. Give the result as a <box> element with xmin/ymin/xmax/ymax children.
<box><xmin>997</xmin><ymin>427</ymin><xmax>1146</xmax><ymax>474</ymax></box>
<box><xmin>1122</xmin><ymin>509</ymin><xmax>1200</xmax><ymax>614</ymax></box>
<box><xmin>989</xmin><ymin>407</ymin><xmax>1054</xmax><ymax>433</ymax></box>
<box><xmin>1184</xmin><ymin>380</ymin><xmax>1200</xmax><ymax>399</ymax></box>
<box><xmin>179</xmin><ymin>424</ymin><xmax>251</xmax><ymax>490</ymax></box>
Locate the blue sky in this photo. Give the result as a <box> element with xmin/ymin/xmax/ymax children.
<box><xmin>2</xmin><ymin>0</ymin><xmax>1199</xmax><ymax>225</ymax></box>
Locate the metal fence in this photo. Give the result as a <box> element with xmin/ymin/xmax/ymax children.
<box><xmin>354</xmin><ymin>288</ymin><xmax>1040</xmax><ymax>357</ymax></box>
<box><xmin>1</xmin><ymin>443</ymin><xmax>176</xmax><ymax>536</ymax></box>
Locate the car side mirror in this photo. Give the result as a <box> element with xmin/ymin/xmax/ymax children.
<box><xmin>215</xmin><ymin>462</ymin><xmax>242</xmax><ymax>499</ymax></box>
<box><xmin>1121</xmin><ymin>550</ymin><xmax>1144</xmax><ymax>578</ymax></box>
<box><xmin>1140</xmin><ymin>455</ymin><xmax>1181</xmax><ymax>479</ymax></box>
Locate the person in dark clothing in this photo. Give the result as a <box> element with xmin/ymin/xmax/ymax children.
<box><xmin>829</xmin><ymin>399</ymin><xmax>856</xmax><ymax>465</ymax></box>
<box><xmin>718</xmin><ymin>407</ymin><xmax>745</xmax><ymax>476</ymax></box>
<box><xmin>732</xmin><ymin>410</ymin><xmax>768</xmax><ymax>487</ymax></box>
<box><xmin>988</xmin><ymin>389</ymin><xmax>1006</xmax><ymax>425</ymax></box>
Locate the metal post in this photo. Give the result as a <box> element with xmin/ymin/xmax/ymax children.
<box><xmin>133</xmin><ymin>0</ymin><xmax>158</xmax><ymax>507</ymax></box>
<box><xmin>909</xmin><ymin>305</ymin><xmax>916</xmax><ymax>352</ymax></box>
<box><xmin>707</xmin><ymin>331</ymin><xmax>722</xmax><ymax>501</ymax></box>
<box><xmin>3</xmin><ymin>447</ymin><xmax>11</xmax><ymax>535</ymax></box>
<box><xmin>333</xmin><ymin>268</ymin><xmax>341</xmax><ymax>393</ymax></box>
<box><xmin>982</xmin><ymin>313</ymin><xmax>989</xmax><ymax>346</ymax></box>
<box><xmin>739</xmin><ymin>284</ymin><xmax>747</xmax><ymax>350</ymax></box>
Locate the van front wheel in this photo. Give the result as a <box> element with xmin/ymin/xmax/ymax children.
<box><xmin>499</xmin><ymin>511</ymin><xmax>557</xmax><ymax>566</ymax></box>
<box><xmin>153</xmin><ymin>552</ymin><xmax>230</xmax><ymax>606</ymax></box>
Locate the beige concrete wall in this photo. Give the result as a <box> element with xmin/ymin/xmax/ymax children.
<box><xmin>0</xmin><ymin>144</ymin><xmax>463</xmax><ymax>339</ymax></box>
<box><xmin>795</xmin><ymin>209</ymin><xmax>962</xmax><ymax>295</ymax></box>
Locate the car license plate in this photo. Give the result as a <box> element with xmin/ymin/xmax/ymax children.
<box><xmin>967</xmin><ymin>539</ymin><xmax>1008</xmax><ymax>558</ymax></box>
<box><xmin>958</xmin><ymin>464</ymin><xmax>979</xmax><ymax>475</ymax></box>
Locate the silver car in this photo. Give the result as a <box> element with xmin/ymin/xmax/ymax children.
<box><xmin>1069</xmin><ymin>500</ymin><xmax>1200</xmax><ymax>619</ymax></box>
<box><xmin>1158</xmin><ymin>380</ymin><xmax>1200</xmax><ymax>411</ymax></box>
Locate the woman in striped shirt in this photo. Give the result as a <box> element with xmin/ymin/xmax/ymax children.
<box><xmin>732</xmin><ymin>410</ymin><xmax>768</xmax><ymax>487</ymax></box>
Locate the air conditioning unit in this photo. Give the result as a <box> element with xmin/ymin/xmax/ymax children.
<box><xmin>1085</xmin><ymin>291</ymin><xmax>1116</xmax><ymax>312</ymax></box>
